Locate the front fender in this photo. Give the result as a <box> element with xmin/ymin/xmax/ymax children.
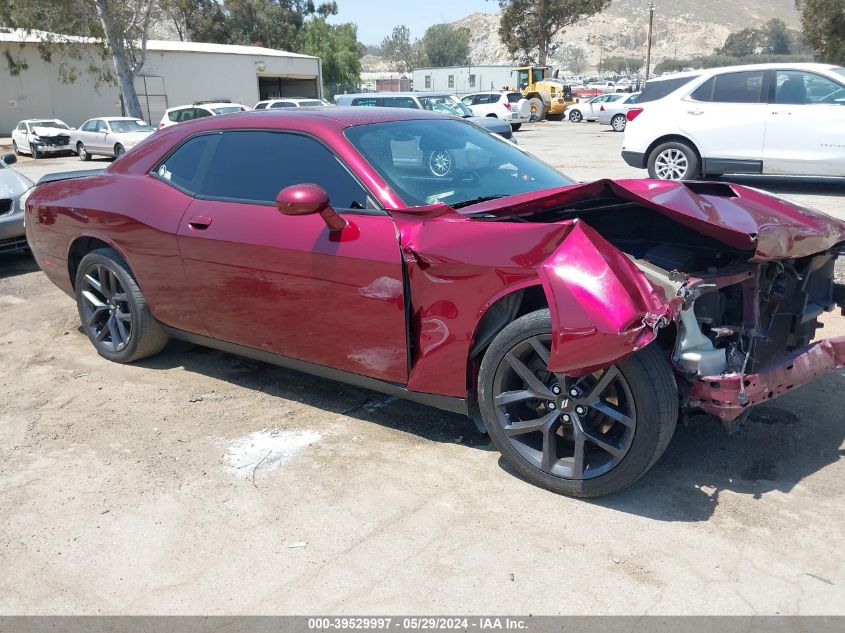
<box><xmin>539</xmin><ymin>222</ymin><xmax>679</xmax><ymax>376</ymax></box>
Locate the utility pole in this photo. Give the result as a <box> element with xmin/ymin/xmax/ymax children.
<box><xmin>645</xmin><ymin>1</ymin><xmax>656</xmax><ymax>80</ymax></box>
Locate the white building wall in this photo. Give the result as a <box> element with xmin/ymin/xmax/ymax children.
<box><xmin>412</xmin><ymin>66</ymin><xmax>516</xmax><ymax>95</ymax></box>
<box><xmin>0</xmin><ymin>41</ymin><xmax>321</xmax><ymax>134</ymax></box>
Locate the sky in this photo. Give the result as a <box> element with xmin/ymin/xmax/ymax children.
<box><xmin>328</xmin><ymin>0</ymin><xmax>495</xmax><ymax>45</ymax></box>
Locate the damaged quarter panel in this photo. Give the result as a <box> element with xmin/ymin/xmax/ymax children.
<box><xmin>392</xmin><ymin>208</ymin><xmax>679</xmax><ymax>397</ymax></box>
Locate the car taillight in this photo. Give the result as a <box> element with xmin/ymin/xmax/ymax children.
<box><xmin>627</xmin><ymin>108</ymin><xmax>644</xmax><ymax>122</ymax></box>
<box><xmin>504</xmin><ymin>102</ymin><xmax>511</xmax><ymax>109</ymax></box>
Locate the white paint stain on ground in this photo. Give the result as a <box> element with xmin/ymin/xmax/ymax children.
<box><xmin>222</xmin><ymin>429</ymin><xmax>321</xmax><ymax>478</ymax></box>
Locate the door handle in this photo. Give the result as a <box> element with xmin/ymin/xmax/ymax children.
<box><xmin>188</xmin><ymin>215</ymin><xmax>213</xmax><ymax>230</ymax></box>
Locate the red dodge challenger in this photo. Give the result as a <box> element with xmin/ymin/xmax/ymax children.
<box><xmin>24</xmin><ymin>108</ymin><xmax>845</xmax><ymax>497</ymax></box>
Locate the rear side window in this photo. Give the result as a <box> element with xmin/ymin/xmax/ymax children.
<box><xmin>351</xmin><ymin>97</ymin><xmax>381</xmax><ymax>107</ymax></box>
<box><xmin>155</xmin><ymin>135</ymin><xmax>214</xmax><ymax>192</ymax></box>
<box><xmin>638</xmin><ymin>75</ymin><xmax>699</xmax><ymax>103</ymax></box>
<box><xmin>691</xmin><ymin>70</ymin><xmax>766</xmax><ymax>103</ymax></box>
<box><xmin>383</xmin><ymin>97</ymin><xmax>418</xmax><ymax>109</ymax></box>
<box><xmin>254</xmin><ymin>102</ymin><xmax>268</xmax><ymax>110</ymax></box>
<box><xmin>270</xmin><ymin>101</ymin><xmax>295</xmax><ymax>108</ymax></box>
<box><xmin>168</xmin><ymin>108</ymin><xmax>189</xmax><ymax>122</ymax></box>
<box><xmin>199</xmin><ymin>131</ymin><xmax>368</xmax><ymax>209</ymax></box>
<box><xmin>506</xmin><ymin>92</ymin><xmax>522</xmax><ymax>103</ymax></box>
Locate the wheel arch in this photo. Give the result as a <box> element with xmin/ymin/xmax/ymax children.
<box><xmin>67</xmin><ymin>234</ymin><xmax>129</xmax><ymax>290</ymax></box>
<box><xmin>465</xmin><ymin>283</ymin><xmax>549</xmax><ymax>427</ymax></box>
<box><xmin>645</xmin><ymin>134</ymin><xmax>703</xmax><ymax>170</ymax></box>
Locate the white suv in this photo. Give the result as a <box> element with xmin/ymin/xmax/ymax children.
<box><xmin>461</xmin><ymin>92</ymin><xmax>531</xmax><ymax>130</ymax></box>
<box><xmin>158</xmin><ymin>102</ymin><xmax>250</xmax><ymax>129</ymax></box>
<box><xmin>622</xmin><ymin>63</ymin><xmax>845</xmax><ymax>180</ymax></box>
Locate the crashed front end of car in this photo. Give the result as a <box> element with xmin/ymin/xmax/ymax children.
<box><xmin>430</xmin><ymin>178</ymin><xmax>845</xmax><ymax>425</ymax></box>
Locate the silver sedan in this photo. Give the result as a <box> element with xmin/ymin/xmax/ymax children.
<box><xmin>597</xmin><ymin>92</ymin><xmax>641</xmax><ymax>132</ymax></box>
<box><xmin>0</xmin><ymin>154</ymin><xmax>34</xmax><ymax>254</ymax></box>
<box><xmin>71</xmin><ymin>117</ymin><xmax>155</xmax><ymax>160</ymax></box>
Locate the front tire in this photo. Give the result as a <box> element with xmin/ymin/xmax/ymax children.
<box><xmin>77</xmin><ymin>142</ymin><xmax>91</xmax><ymax>161</ymax></box>
<box><xmin>478</xmin><ymin>310</ymin><xmax>678</xmax><ymax>497</ymax></box>
<box><xmin>528</xmin><ymin>98</ymin><xmax>545</xmax><ymax>122</ymax></box>
<box><xmin>569</xmin><ymin>109</ymin><xmax>583</xmax><ymax>123</ymax></box>
<box><xmin>114</xmin><ymin>143</ymin><xmax>125</xmax><ymax>158</ymax></box>
<box><xmin>611</xmin><ymin>114</ymin><xmax>627</xmax><ymax>132</ymax></box>
<box><xmin>75</xmin><ymin>248</ymin><xmax>168</xmax><ymax>363</ymax></box>
<box><xmin>30</xmin><ymin>143</ymin><xmax>41</xmax><ymax>159</ymax></box>
<box><xmin>648</xmin><ymin>141</ymin><xmax>700</xmax><ymax>181</ymax></box>
<box><xmin>511</xmin><ymin>123</ymin><xmax>522</xmax><ymax>131</ymax></box>
<box><xmin>13</xmin><ymin>141</ymin><xmax>20</xmax><ymax>156</ymax></box>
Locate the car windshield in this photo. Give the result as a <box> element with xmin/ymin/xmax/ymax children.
<box><xmin>418</xmin><ymin>96</ymin><xmax>474</xmax><ymax>118</ymax></box>
<box><xmin>32</xmin><ymin>120</ymin><xmax>69</xmax><ymax>129</ymax></box>
<box><xmin>211</xmin><ymin>106</ymin><xmax>243</xmax><ymax>114</ymax></box>
<box><xmin>110</xmin><ymin>119</ymin><xmax>153</xmax><ymax>133</ymax></box>
<box><xmin>345</xmin><ymin>119</ymin><xmax>575</xmax><ymax>208</ymax></box>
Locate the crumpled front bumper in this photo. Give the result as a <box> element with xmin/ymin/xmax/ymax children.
<box><xmin>690</xmin><ymin>336</ymin><xmax>845</xmax><ymax>422</ymax></box>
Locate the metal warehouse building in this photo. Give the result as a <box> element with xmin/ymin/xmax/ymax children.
<box><xmin>0</xmin><ymin>30</ymin><xmax>322</xmax><ymax>134</ymax></box>
<box><xmin>412</xmin><ymin>65</ymin><xmax>517</xmax><ymax>94</ymax></box>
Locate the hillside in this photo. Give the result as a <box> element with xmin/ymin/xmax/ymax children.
<box><xmin>440</xmin><ymin>0</ymin><xmax>799</xmax><ymax>71</ymax></box>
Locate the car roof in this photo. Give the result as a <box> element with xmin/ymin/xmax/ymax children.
<box><xmin>21</xmin><ymin>118</ymin><xmax>65</xmax><ymax>123</ymax></box>
<box><xmin>166</xmin><ymin>102</ymin><xmax>236</xmax><ymax>111</ymax></box>
<box><xmin>651</xmin><ymin>62</ymin><xmax>842</xmax><ymax>82</ymax></box>
<box><xmin>338</xmin><ymin>92</ymin><xmax>457</xmax><ymax>99</ymax></box>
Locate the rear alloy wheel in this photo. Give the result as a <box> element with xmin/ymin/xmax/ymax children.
<box><xmin>611</xmin><ymin>114</ymin><xmax>627</xmax><ymax>132</ymax></box>
<box><xmin>114</xmin><ymin>143</ymin><xmax>125</xmax><ymax>158</ymax></box>
<box><xmin>648</xmin><ymin>141</ymin><xmax>700</xmax><ymax>181</ymax></box>
<box><xmin>428</xmin><ymin>149</ymin><xmax>453</xmax><ymax>177</ymax></box>
<box><xmin>478</xmin><ymin>310</ymin><xmax>678</xmax><ymax>497</ymax></box>
<box><xmin>75</xmin><ymin>248</ymin><xmax>168</xmax><ymax>363</ymax></box>
<box><xmin>569</xmin><ymin>109</ymin><xmax>583</xmax><ymax>123</ymax></box>
<box><xmin>77</xmin><ymin>142</ymin><xmax>91</xmax><ymax>161</ymax></box>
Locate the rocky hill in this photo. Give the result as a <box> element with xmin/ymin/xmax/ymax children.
<box><xmin>369</xmin><ymin>0</ymin><xmax>800</xmax><ymax>72</ymax></box>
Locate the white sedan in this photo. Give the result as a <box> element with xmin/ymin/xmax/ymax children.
<box><xmin>11</xmin><ymin>119</ymin><xmax>73</xmax><ymax>159</ymax></box>
<box><xmin>461</xmin><ymin>92</ymin><xmax>531</xmax><ymax>130</ymax></box>
<box><xmin>564</xmin><ymin>94</ymin><xmax>626</xmax><ymax>123</ymax></box>
<box><xmin>71</xmin><ymin>117</ymin><xmax>155</xmax><ymax>160</ymax></box>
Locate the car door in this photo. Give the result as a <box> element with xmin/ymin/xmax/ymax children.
<box><xmin>12</xmin><ymin>122</ymin><xmax>27</xmax><ymax>151</ymax></box>
<box><xmin>90</xmin><ymin>119</ymin><xmax>110</xmax><ymax>152</ymax></box>
<box><xmin>171</xmin><ymin>130</ymin><xmax>409</xmax><ymax>383</ymax></box>
<box><xmin>763</xmin><ymin>69</ymin><xmax>845</xmax><ymax>177</ymax></box>
<box><xmin>681</xmin><ymin>69</ymin><xmax>769</xmax><ymax>166</ymax></box>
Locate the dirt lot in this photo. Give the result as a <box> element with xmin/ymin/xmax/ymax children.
<box><xmin>2</xmin><ymin>122</ymin><xmax>845</xmax><ymax>615</ymax></box>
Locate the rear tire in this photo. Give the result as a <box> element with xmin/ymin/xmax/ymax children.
<box><xmin>75</xmin><ymin>248</ymin><xmax>168</xmax><ymax>363</ymax></box>
<box><xmin>611</xmin><ymin>114</ymin><xmax>627</xmax><ymax>132</ymax></box>
<box><xmin>13</xmin><ymin>141</ymin><xmax>20</xmax><ymax>156</ymax></box>
<box><xmin>647</xmin><ymin>141</ymin><xmax>700</xmax><ymax>181</ymax></box>
<box><xmin>511</xmin><ymin>123</ymin><xmax>521</xmax><ymax>131</ymax></box>
<box><xmin>478</xmin><ymin>310</ymin><xmax>678</xmax><ymax>497</ymax></box>
<box><xmin>528</xmin><ymin>98</ymin><xmax>545</xmax><ymax>122</ymax></box>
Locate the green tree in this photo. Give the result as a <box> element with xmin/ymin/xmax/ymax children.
<box><xmin>159</xmin><ymin>0</ymin><xmax>229</xmax><ymax>42</ymax></box>
<box><xmin>497</xmin><ymin>0</ymin><xmax>610</xmax><ymax>65</ymax></box>
<box><xmin>796</xmin><ymin>0</ymin><xmax>845</xmax><ymax>64</ymax></box>
<box><xmin>721</xmin><ymin>26</ymin><xmax>763</xmax><ymax>57</ymax></box>
<box><xmin>420</xmin><ymin>23</ymin><xmax>470</xmax><ymax>67</ymax></box>
<box><xmin>300</xmin><ymin>16</ymin><xmax>361</xmax><ymax>96</ymax></box>
<box><xmin>603</xmin><ymin>55</ymin><xmax>644</xmax><ymax>77</ymax></box>
<box><xmin>766</xmin><ymin>18</ymin><xmax>792</xmax><ymax>55</ymax></box>
<box><xmin>0</xmin><ymin>0</ymin><xmax>154</xmax><ymax>118</ymax></box>
<box><xmin>381</xmin><ymin>25</ymin><xmax>427</xmax><ymax>73</ymax></box>
<box><xmin>560</xmin><ymin>45</ymin><xmax>588</xmax><ymax>74</ymax></box>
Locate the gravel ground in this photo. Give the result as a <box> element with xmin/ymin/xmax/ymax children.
<box><xmin>1</xmin><ymin>123</ymin><xmax>844</xmax><ymax>615</ymax></box>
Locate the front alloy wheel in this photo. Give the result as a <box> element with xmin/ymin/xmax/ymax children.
<box><xmin>478</xmin><ymin>310</ymin><xmax>678</xmax><ymax>497</ymax></box>
<box><xmin>569</xmin><ymin>110</ymin><xmax>583</xmax><ymax>123</ymax></box>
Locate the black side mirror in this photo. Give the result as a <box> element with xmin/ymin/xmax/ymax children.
<box><xmin>2</xmin><ymin>153</ymin><xmax>16</xmax><ymax>165</ymax></box>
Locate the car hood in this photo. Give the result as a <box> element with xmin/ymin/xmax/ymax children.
<box><xmin>31</xmin><ymin>126</ymin><xmax>70</xmax><ymax>138</ymax></box>
<box><xmin>461</xmin><ymin>179</ymin><xmax>845</xmax><ymax>260</ymax></box>
<box><xmin>0</xmin><ymin>167</ymin><xmax>34</xmax><ymax>198</ymax></box>
<box><xmin>468</xmin><ymin>116</ymin><xmax>511</xmax><ymax>134</ymax></box>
